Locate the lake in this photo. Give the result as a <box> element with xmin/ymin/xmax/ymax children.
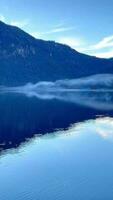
<box><xmin>0</xmin><ymin>85</ymin><xmax>113</xmax><ymax>199</ymax></box>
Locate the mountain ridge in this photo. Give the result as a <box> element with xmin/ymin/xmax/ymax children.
<box><xmin>0</xmin><ymin>21</ymin><xmax>113</xmax><ymax>86</ymax></box>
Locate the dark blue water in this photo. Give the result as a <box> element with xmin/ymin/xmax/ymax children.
<box><xmin>0</xmin><ymin>88</ymin><xmax>113</xmax><ymax>199</ymax></box>
<box><xmin>0</xmin><ymin>91</ymin><xmax>113</xmax><ymax>152</ymax></box>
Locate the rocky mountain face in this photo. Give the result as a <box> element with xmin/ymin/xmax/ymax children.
<box><xmin>0</xmin><ymin>21</ymin><xmax>113</xmax><ymax>86</ymax></box>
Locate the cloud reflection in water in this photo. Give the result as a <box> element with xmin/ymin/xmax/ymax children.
<box><xmin>58</xmin><ymin>117</ymin><xmax>113</xmax><ymax>141</ymax></box>
<box><xmin>1</xmin><ymin>74</ymin><xmax>113</xmax><ymax>110</ymax></box>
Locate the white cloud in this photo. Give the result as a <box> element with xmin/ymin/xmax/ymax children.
<box><xmin>30</xmin><ymin>32</ymin><xmax>43</xmax><ymax>39</ymax></box>
<box><xmin>57</xmin><ymin>37</ymin><xmax>83</xmax><ymax>48</ymax></box>
<box><xmin>95</xmin><ymin>117</ymin><xmax>113</xmax><ymax>139</ymax></box>
<box><xmin>91</xmin><ymin>50</ymin><xmax>113</xmax><ymax>58</ymax></box>
<box><xmin>0</xmin><ymin>13</ymin><xmax>29</xmax><ymax>28</ymax></box>
<box><xmin>79</xmin><ymin>35</ymin><xmax>113</xmax><ymax>58</ymax></box>
<box><xmin>10</xmin><ymin>20</ymin><xmax>29</xmax><ymax>28</ymax></box>
<box><xmin>53</xmin><ymin>21</ymin><xmax>66</xmax><ymax>28</ymax></box>
<box><xmin>0</xmin><ymin>15</ymin><xmax>5</xmax><ymax>22</ymax></box>
<box><xmin>46</xmin><ymin>27</ymin><xmax>75</xmax><ymax>34</ymax></box>
<box><xmin>93</xmin><ymin>35</ymin><xmax>113</xmax><ymax>50</ymax></box>
<box><xmin>58</xmin><ymin>35</ymin><xmax>113</xmax><ymax>58</ymax></box>
<box><xmin>30</xmin><ymin>25</ymin><xmax>75</xmax><ymax>39</ymax></box>
<box><xmin>46</xmin><ymin>22</ymin><xmax>75</xmax><ymax>34</ymax></box>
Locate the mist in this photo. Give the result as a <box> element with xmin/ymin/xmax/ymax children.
<box><xmin>0</xmin><ymin>74</ymin><xmax>113</xmax><ymax>110</ymax></box>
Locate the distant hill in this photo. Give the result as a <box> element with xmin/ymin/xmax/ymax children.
<box><xmin>0</xmin><ymin>21</ymin><xmax>113</xmax><ymax>86</ymax></box>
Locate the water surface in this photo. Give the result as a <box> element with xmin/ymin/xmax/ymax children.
<box><xmin>0</xmin><ymin>117</ymin><xmax>113</xmax><ymax>200</ymax></box>
<box><xmin>0</xmin><ymin>75</ymin><xmax>113</xmax><ymax>199</ymax></box>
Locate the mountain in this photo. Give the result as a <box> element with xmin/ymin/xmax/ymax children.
<box><xmin>0</xmin><ymin>20</ymin><xmax>113</xmax><ymax>86</ymax></box>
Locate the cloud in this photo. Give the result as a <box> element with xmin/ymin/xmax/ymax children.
<box><xmin>30</xmin><ymin>25</ymin><xmax>75</xmax><ymax>39</ymax></box>
<box><xmin>79</xmin><ymin>35</ymin><xmax>113</xmax><ymax>58</ymax></box>
<box><xmin>45</xmin><ymin>27</ymin><xmax>75</xmax><ymax>34</ymax></box>
<box><xmin>53</xmin><ymin>21</ymin><xmax>66</xmax><ymax>28</ymax></box>
<box><xmin>56</xmin><ymin>35</ymin><xmax>113</xmax><ymax>58</ymax></box>
<box><xmin>44</xmin><ymin>22</ymin><xmax>75</xmax><ymax>34</ymax></box>
<box><xmin>95</xmin><ymin>117</ymin><xmax>113</xmax><ymax>139</ymax></box>
<box><xmin>89</xmin><ymin>50</ymin><xmax>113</xmax><ymax>58</ymax></box>
<box><xmin>57</xmin><ymin>35</ymin><xmax>113</xmax><ymax>58</ymax></box>
<box><xmin>1</xmin><ymin>74</ymin><xmax>113</xmax><ymax>111</ymax></box>
<box><xmin>10</xmin><ymin>20</ymin><xmax>29</xmax><ymax>28</ymax></box>
<box><xmin>0</xmin><ymin>14</ymin><xmax>5</xmax><ymax>22</ymax></box>
<box><xmin>93</xmin><ymin>35</ymin><xmax>113</xmax><ymax>50</ymax></box>
<box><xmin>81</xmin><ymin>35</ymin><xmax>113</xmax><ymax>52</ymax></box>
<box><xmin>30</xmin><ymin>32</ymin><xmax>43</xmax><ymax>39</ymax></box>
<box><xmin>0</xmin><ymin>13</ymin><xmax>28</xmax><ymax>28</ymax></box>
<box><xmin>57</xmin><ymin>37</ymin><xmax>83</xmax><ymax>48</ymax></box>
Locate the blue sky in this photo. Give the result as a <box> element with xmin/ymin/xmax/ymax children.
<box><xmin>0</xmin><ymin>0</ymin><xmax>113</xmax><ymax>58</ymax></box>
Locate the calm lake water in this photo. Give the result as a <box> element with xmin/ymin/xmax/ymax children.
<box><xmin>0</xmin><ymin>89</ymin><xmax>113</xmax><ymax>199</ymax></box>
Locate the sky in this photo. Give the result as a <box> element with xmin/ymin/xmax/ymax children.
<box><xmin>0</xmin><ymin>0</ymin><xmax>113</xmax><ymax>58</ymax></box>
